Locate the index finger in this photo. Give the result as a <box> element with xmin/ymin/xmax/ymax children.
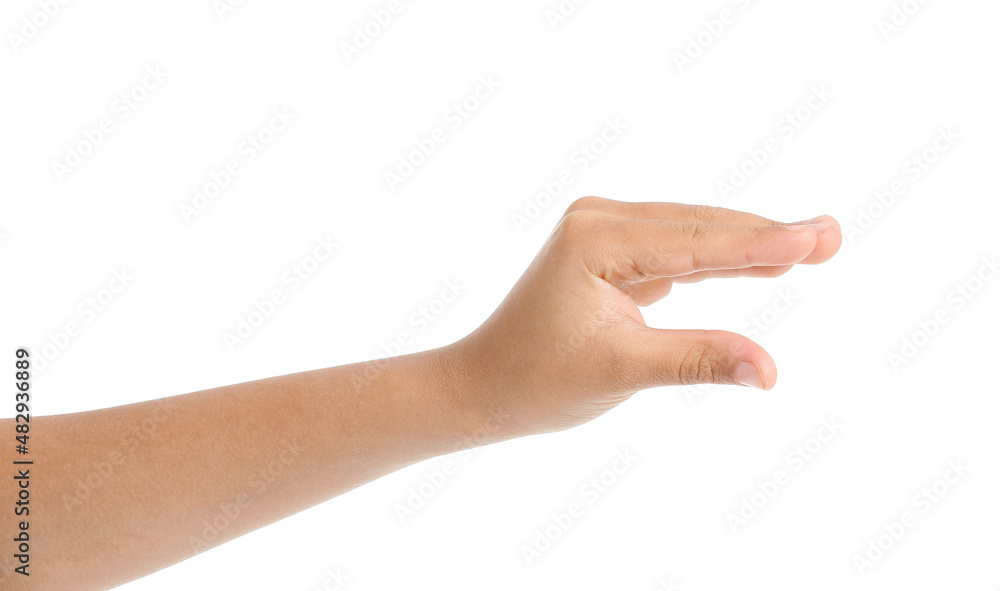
<box><xmin>576</xmin><ymin>214</ymin><xmax>821</xmax><ymax>283</ymax></box>
<box><xmin>566</xmin><ymin>197</ymin><xmax>841</xmax><ymax>265</ymax></box>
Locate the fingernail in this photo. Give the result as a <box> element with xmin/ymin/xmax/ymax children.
<box><xmin>734</xmin><ymin>361</ymin><xmax>765</xmax><ymax>390</ymax></box>
<box><xmin>807</xmin><ymin>222</ymin><xmax>832</xmax><ymax>233</ymax></box>
<box><xmin>805</xmin><ymin>215</ymin><xmax>828</xmax><ymax>224</ymax></box>
<box><xmin>786</xmin><ymin>225</ymin><xmax>810</xmax><ymax>232</ymax></box>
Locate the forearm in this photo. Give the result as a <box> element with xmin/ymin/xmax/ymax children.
<box><xmin>2</xmin><ymin>346</ymin><xmax>481</xmax><ymax>590</ymax></box>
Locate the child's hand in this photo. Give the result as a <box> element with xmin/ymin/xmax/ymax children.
<box><xmin>454</xmin><ymin>197</ymin><xmax>842</xmax><ymax>437</ymax></box>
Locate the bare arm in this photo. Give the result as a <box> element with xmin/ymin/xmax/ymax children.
<box><xmin>6</xmin><ymin>348</ymin><xmax>486</xmax><ymax>589</ymax></box>
<box><xmin>1</xmin><ymin>198</ymin><xmax>841</xmax><ymax>590</ymax></box>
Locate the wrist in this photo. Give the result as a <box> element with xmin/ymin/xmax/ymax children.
<box><xmin>429</xmin><ymin>340</ymin><xmax>519</xmax><ymax>452</ymax></box>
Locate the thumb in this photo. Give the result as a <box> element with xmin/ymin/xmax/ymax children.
<box><xmin>622</xmin><ymin>328</ymin><xmax>777</xmax><ymax>391</ymax></box>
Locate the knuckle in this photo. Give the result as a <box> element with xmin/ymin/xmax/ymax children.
<box><xmin>678</xmin><ymin>222</ymin><xmax>706</xmax><ymax>243</ymax></box>
<box><xmin>552</xmin><ymin>209</ymin><xmax>619</xmax><ymax>274</ymax></box>
<box><xmin>691</xmin><ymin>204</ymin><xmax>724</xmax><ymax>224</ymax></box>
<box><xmin>565</xmin><ymin>196</ymin><xmax>606</xmax><ymax>215</ymax></box>
<box><xmin>556</xmin><ymin>209</ymin><xmax>601</xmax><ymax>244</ymax></box>
<box><xmin>678</xmin><ymin>344</ymin><xmax>721</xmax><ymax>385</ymax></box>
<box><xmin>674</xmin><ymin>223</ymin><xmax>708</xmax><ymax>269</ymax></box>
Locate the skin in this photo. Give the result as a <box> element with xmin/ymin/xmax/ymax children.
<box><xmin>0</xmin><ymin>198</ymin><xmax>841</xmax><ymax>590</ymax></box>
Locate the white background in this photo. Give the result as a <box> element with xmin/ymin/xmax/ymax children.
<box><xmin>2</xmin><ymin>0</ymin><xmax>999</xmax><ymax>589</ymax></box>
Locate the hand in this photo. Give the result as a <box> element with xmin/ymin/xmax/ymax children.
<box><xmin>452</xmin><ymin>197</ymin><xmax>842</xmax><ymax>437</ymax></box>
